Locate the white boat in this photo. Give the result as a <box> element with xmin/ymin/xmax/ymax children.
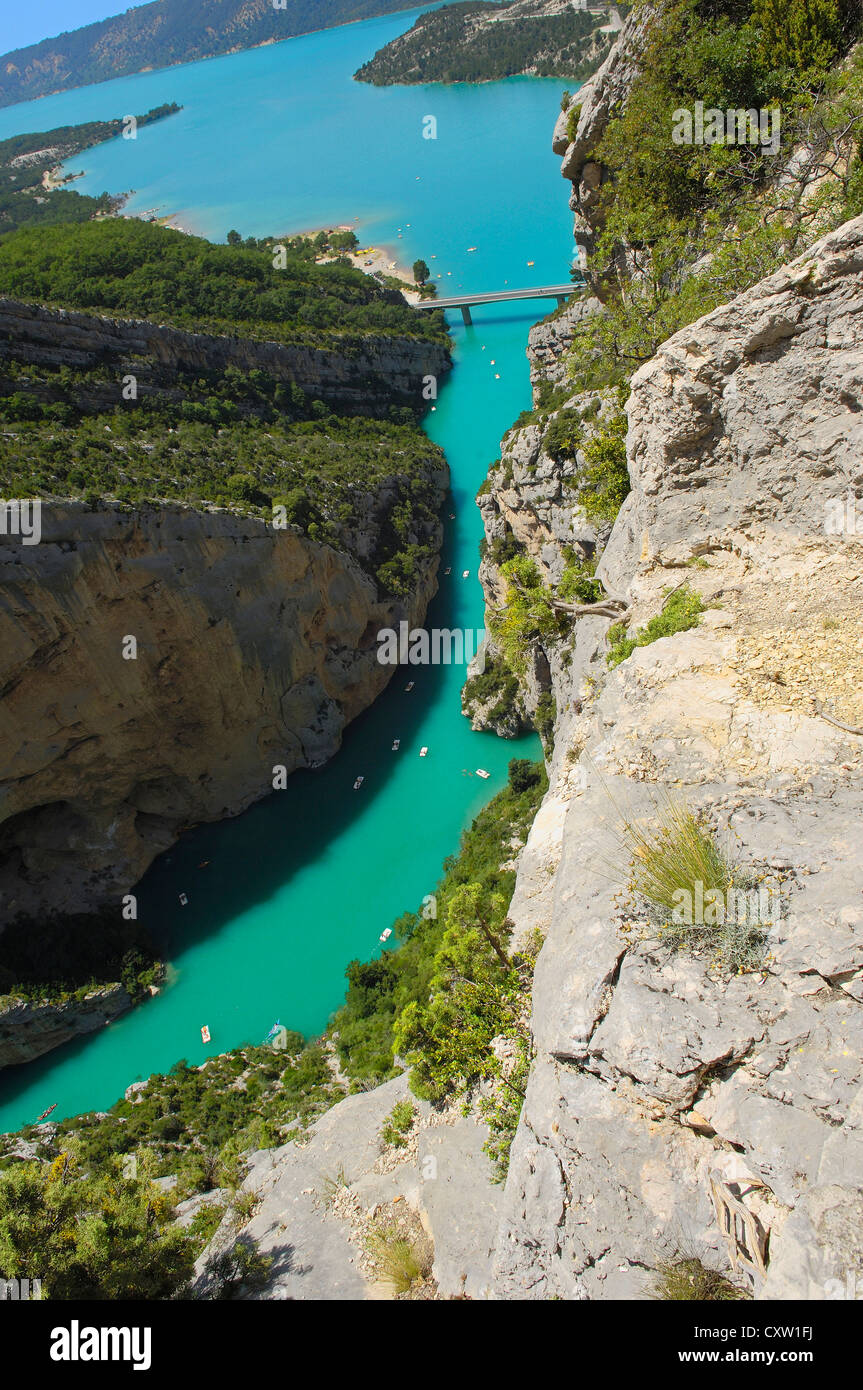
<box><xmin>420</xmin><ymin>747</ymin><xmax>428</xmax><ymax>757</ymax></box>
<box><xmin>462</xmin><ymin>570</ymin><xmax>470</xmax><ymax>579</ymax></box>
<box><xmin>476</xmin><ymin>768</ymin><xmax>491</xmax><ymax>780</ymax></box>
<box><xmin>392</xmin><ymin>739</ymin><xmax>400</xmax><ymax>751</ymax></box>
<box><xmin>179</xmin><ymin>892</ymin><xmax>189</xmax><ymax>906</ymax></box>
<box><xmin>379</xmin><ymin>927</ymin><xmax>393</xmax><ymax>943</ymax></box>
<box><xmin>201</xmin><ymin>1025</ymin><xmax>211</xmax><ymax>1044</ymax></box>
<box><xmin>405</xmin><ymin>681</ymin><xmax>415</xmax><ymax>692</ymax></box>
<box><xmin>444</xmin><ymin>566</ymin><xmax>451</xmax><ymax>575</ymax></box>
<box><xmin>354</xmin><ymin>776</ymin><xmax>364</xmax><ymax>790</ymax></box>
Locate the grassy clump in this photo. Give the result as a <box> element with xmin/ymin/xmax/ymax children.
<box><xmin>624</xmin><ymin>800</ymin><xmax>732</xmax><ymax>919</ymax></box>
<box><xmin>650</xmin><ymin>1255</ymin><xmax>749</xmax><ymax>1301</ymax></box>
<box><xmin>619</xmin><ymin>799</ymin><xmax>772</xmax><ymax>974</ymax></box>
<box><xmin>607</xmin><ymin>587</ymin><xmax>705</xmax><ymax>667</ymax></box>
<box><xmin>381</xmin><ymin>1100</ymin><xmax>415</xmax><ymax>1149</ymax></box>
<box><xmin>366</xmin><ymin>1225</ymin><xmax>432</xmax><ymax>1296</ymax></box>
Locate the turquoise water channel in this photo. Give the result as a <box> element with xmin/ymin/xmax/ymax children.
<box><xmin>0</xmin><ymin>7</ymin><xmax>577</xmax><ymax>1130</ymax></box>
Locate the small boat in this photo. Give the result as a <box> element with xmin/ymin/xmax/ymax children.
<box><xmin>462</xmin><ymin>570</ymin><xmax>470</xmax><ymax>579</ymax></box>
<box><xmin>179</xmin><ymin>892</ymin><xmax>189</xmax><ymax>907</ymax></box>
<box><xmin>197</xmin><ymin>861</ymin><xmax>210</xmax><ymax>869</ymax></box>
<box><xmin>201</xmin><ymin>1025</ymin><xmax>211</xmax><ymax>1045</ymax></box>
<box><xmin>379</xmin><ymin>927</ymin><xmax>393</xmax><ymax>943</ymax></box>
<box><xmin>405</xmin><ymin>681</ymin><xmax>415</xmax><ymax>692</ymax></box>
<box><xmin>449</xmin><ymin>512</ymin><xmax>455</xmax><ymax>519</ymax></box>
<box><xmin>392</xmin><ymin>739</ymin><xmax>400</xmax><ymax>751</ymax></box>
<box><xmin>467</xmin><ymin>246</ymin><xmax>477</xmax><ymax>252</ymax></box>
<box><xmin>36</xmin><ymin>1103</ymin><xmax>57</xmax><ymax>1122</ymax></box>
<box><xmin>420</xmin><ymin>746</ymin><xmax>428</xmax><ymax>757</ymax></box>
<box><xmin>444</xmin><ymin>566</ymin><xmax>451</xmax><ymax>576</ymax></box>
<box><xmin>527</xmin><ymin>260</ymin><xmax>535</xmax><ymax>267</ymax></box>
<box><xmin>354</xmin><ymin>776</ymin><xmax>365</xmax><ymax>790</ymax></box>
<box><xmin>476</xmin><ymin>768</ymin><xmax>491</xmax><ymax>780</ymax></box>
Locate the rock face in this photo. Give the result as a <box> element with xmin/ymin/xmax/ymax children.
<box><xmin>0</xmin><ymin>497</ymin><xmax>444</xmax><ymax>925</ymax></box>
<box><xmin>193</xmin><ymin>1073</ymin><xmax>502</xmax><ymax>1301</ymax></box>
<box><xmin>482</xmin><ymin>215</ymin><xmax>863</xmax><ymax>1299</ymax></box>
<box><xmin>554</xmin><ymin>4</ymin><xmax>655</xmax><ymax>269</ymax></box>
<box><xmin>0</xmin><ymin>984</ymin><xmax>131</xmax><ymax>1067</ymax></box>
<box><xmin>0</xmin><ymin>297</ymin><xmax>450</xmax><ymax>417</ymax></box>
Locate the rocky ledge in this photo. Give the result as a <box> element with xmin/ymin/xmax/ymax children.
<box><xmin>0</xmin><ymin>985</ymin><xmax>131</xmax><ymax>1069</ymax></box>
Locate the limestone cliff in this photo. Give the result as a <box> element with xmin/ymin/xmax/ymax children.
<box><xmin>0</xmin><ymin>296</ymin><xmax>450</xmax><ymax>417</ymax></box>
<box><xmin>483</xmin><ymin>215</ymin><xmax>863</xmax><ymax>1299</ymax></box>
<box><xmin>0</xmin><ymin>985</ymin><xmax>131</xmax><ymax>1068</ymax></box>
<box><xmin>0</xmin><ymin>496</ymin><xmax>444</xmax><ymax>928</ymax></box>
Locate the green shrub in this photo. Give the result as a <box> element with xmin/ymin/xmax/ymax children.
<box><xmin>381</xmin><ymin>1100</ymin><xmax>416</xmax><ymax>1149</ymax></box>
<box><xmin>607</xmin><ymin>587</ymin><xmax>704</xmax><ymax>667</ymax></box>
<box><xmin>577</xmin><ymin>411</ymin><xmax>630</xmax><ymax>523</ymax></box>
<box><xmin>543</xmin><ymin>407</ymin><xmax>583</xmax><ymax>462</ymax></box>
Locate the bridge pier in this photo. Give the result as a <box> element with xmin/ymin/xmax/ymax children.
<box><xmin>461</xmin><ymin>305</ymin><xmax>473</xmax><ymax>326</ymax></box>
<box><xmin>556</xmin><ymin>296</ymin><xmax>567</xmax><ymax>308</ymax></box>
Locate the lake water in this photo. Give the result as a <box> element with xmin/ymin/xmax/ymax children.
<box><xmin>0</xmin><ymin>6</ymin><xmax>577</xmax><ymax>1132</ymax></box>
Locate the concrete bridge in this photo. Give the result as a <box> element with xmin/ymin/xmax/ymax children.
<box><xmin>415</xmin><ymin>281</ymin><xmax>585</xmax><ymax>325</ymax></box>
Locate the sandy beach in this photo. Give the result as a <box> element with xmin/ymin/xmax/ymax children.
<box><xmin>296</xmin><ymin>224</ymin><xmax>425</xmax><ymax>303</ymax></box>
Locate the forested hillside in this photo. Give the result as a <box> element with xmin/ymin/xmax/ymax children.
<box><xmin>0</xmin><ymin>219</ymin><xmax>449</xmax><ymax>596</ymax></box>
<box><xmin>0</xmin><ymin>0</ymin><xmax>422</xmax><ymax>109</ymax></box>
<box><xmin>0</xmin><ymin>219</ymin><xmax>446</xmax><ymax>346</ymax></box>
<box><xmin>356</xmin><ymin>0</ymin><xmax>619</xmax><ymax>85</ymax></box>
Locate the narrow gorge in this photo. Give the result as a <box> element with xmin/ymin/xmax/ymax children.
<box><xmin>174</xmin><ymin>7</ymin><xmax>863</xmax><ymax>1301</ymax></box>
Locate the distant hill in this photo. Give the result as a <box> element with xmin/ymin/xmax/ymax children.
<box><xmin>355</xmin><ymin>0</ymin><xmax>624</xmax><ymax>86</ymax></box>
<box><xmin>0</xmin><ymin>0</ymin><xmax>422</xmax><ymax>110</ymax></box>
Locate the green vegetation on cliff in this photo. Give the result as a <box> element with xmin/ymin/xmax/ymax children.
<box><xmin>568</xmin><ymin>0</ymin><xmax>863</xmax><ymax>391</ymax></box>
<box><xmin>0</xmin><ymin>1151</ymin><xmax>196</xmax><ymax>1300</ymax></box>
<box><xmin>0</xmin><ymin>1</ymin><xmax>424</xmax><ymax>109</ymax></box>
<box><xmin>0</xmin><ymin>220</ymin><xmax>447</xmax><ymax>347</ymax></box>
<box><xmin>0</xmin><ymin>912</ymin><xmax>162</xmax><ymax>1007</ymax></box>
<box><xmin>356</xmin><ymin>1</ymin><xmax>616</xmax><ymax>85</ymax></box>
<box><xmin>0</xmin><ymin>219</ymin><xmax>448</xmax><ymax>598</ymax></box>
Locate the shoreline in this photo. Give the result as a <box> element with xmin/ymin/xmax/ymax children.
<box><xmin>292</xmin><ymin>224</ymin><xmax>424</xmax><ymax>303</ymax></box>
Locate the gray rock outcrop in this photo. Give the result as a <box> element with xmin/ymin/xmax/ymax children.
<box><xmin>0</xmin><ymin>984</ymin><xmax>130</xmax><ymax>1068</ymax></box>
<box><xmin>481</xmin><ymin>215</ymin><xmax>863</xmax><ymax>1299</ymax></box>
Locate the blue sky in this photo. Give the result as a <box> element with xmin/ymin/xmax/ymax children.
<box><xmin>4</xmin><ymin>1</ymin><xmax>127</xmax><ymax>53</ymax></box>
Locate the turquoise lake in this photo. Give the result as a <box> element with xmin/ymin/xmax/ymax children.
<box><xmin>0</xmin><ymin>7</ymin><xmax>577</xmax><ymax>1132</ymax></box>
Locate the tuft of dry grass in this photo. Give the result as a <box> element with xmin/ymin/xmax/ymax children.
<box><xmin>621</xmin><ymin>799</ymin><xmax>731</xmax><ymax>918</ymax></box>
<box><xmin>649</xmin><ymin>1255</ymin><xmax>750</xmax><ymax>1302</ymax></box>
